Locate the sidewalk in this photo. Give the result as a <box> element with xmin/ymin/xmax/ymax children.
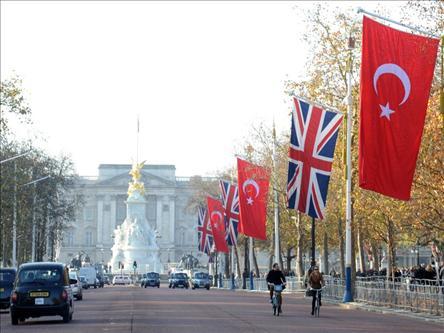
<box><xmin>335</xmin><ymin>300</ymin><xmax>444</xmax><ymax>325</ymax></box>
<box><xmin>217</xmin><ymin>287</ymin><xmax>444</xmax><ymax>325</ymax></box>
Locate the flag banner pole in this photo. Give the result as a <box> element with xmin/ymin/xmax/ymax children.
<box><xmin>357</xmin><ymin>7</ymin><xmax>440</xmax><ymax>39</ymax></box>
<box><xmin>272</xmin><ymin>121</ymin><xmax>280</xmax><ymax>265</ymax></box>
<box><xmin>343</xmin><ymin>36</ymin><xmax>354</xmax><ymax>303</ymax></box>
<box><xmin>441</xmin><ymin>36</ymin><xmax>443</xmax><ymax>131</ymax></box>
<box><xmin>249</xmin><ymin>237</ymin><xmax>254</xmax><ymax>290</ymax></box>
<box><xmin>310</xmin><ymin>217</ymin><xmax>316</xmax><ymax>267</ymax></box>
<box><xmin>290</xmin><ymin>93</ymin><xmax>343</xmax><ymax>115</ymax></box>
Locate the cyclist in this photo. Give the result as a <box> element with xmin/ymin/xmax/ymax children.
<box><xmin>308</xmin><ymin>265</ymin><xmax>324</xmax><ymax>315</ymax></box>
<box><xmin>266</xmin><ymin>263</ymin><xmax>286</xmax><ymax>303</ymax></box>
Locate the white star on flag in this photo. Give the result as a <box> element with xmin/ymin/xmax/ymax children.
<box><xmin>379</xmin><ymin>102</ymin><xmax>395</xmax><ymax>120</ymax></box>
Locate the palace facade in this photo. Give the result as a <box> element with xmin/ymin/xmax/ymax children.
<box><xmin>57</xmin><ymin>164</ymin><xmax>205</xmax><ymax>270</ymax></box>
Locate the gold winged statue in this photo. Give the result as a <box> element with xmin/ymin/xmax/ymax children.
<box><xmin>128</xmin><ymin>160</ymin><xmax>146</xmax><ymax>197</ymax></box>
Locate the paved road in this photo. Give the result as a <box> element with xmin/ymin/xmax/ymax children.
<box><xmin>1</xmin><ymin>284</ymin><xmax>443</xmax><ymax>332</ymax></box>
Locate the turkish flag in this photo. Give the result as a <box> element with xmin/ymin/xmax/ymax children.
<box><xmin>359</xmin><ymin>16</ymin><xmax>439</xmax><ymax>200</ymax></box>
<box><xmin>237</xmin><ymin>158</ymin><xmax>270</xmax><ymax>240</ymax></box>
<box><xmin>206</xmin><ymin>196</ymin><xmax>229</xmax><ymax>253</ymax></box>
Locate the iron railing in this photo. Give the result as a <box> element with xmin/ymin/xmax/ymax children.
<box><xmin>215</xmin><ymin>275</ymin><xmax>443</xmax><ymax>316</ymax></box>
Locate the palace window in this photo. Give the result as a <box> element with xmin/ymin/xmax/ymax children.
<box><xmin>65</xmin><ymin>230</ymin><xmax>74</xmax><ymax>246</ymax></box>
<box><xmin>85</xmin><ymin>207</ymin><xmax>94</xmax><ymax>221</ymax></box>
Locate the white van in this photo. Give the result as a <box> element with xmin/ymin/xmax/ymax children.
<box><xmin>79</xmin><ymin>267</ymin><xmax>97</xmax><ymax>288</ymax></box>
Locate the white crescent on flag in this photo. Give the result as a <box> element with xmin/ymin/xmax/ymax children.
<box><xmin>210</xmin><ymin>211</ymin><xmax>223</xmax><ymax>229</ymax></box>
<box><xmin>373</xmin><ymin>63</ymin><xmax>411</xmax><ymax>120</ymax></box>
<box><xmin>242</xmin><ymin>178</ymin><xmax>260</xmax><ymax>205</ymax></box>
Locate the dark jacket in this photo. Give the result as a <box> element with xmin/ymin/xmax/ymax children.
<box><xmin>266</xmin><ymin>270</ymin><xmax>286</xmax><ymax>285</ymax></box>
<box><xmin>309</xmin><ymin>271</ymin><xmax>324</xmax><ymax>289</ymax></box>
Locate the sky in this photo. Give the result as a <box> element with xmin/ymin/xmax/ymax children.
<box><xmin>1</xmin><ymin>1</ymin><xmax>407</xmax><ymax>177</ymax></box>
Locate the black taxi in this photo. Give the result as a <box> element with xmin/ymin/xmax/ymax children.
<box><xmin>0</xmin><ymin>268</ymin><xmax>17</xmax><ymax>309</ymax></box>
<box><xmin>10</xmin><ymin>262</ymin><xmax>75</xmax><ymax>325</ymax></box>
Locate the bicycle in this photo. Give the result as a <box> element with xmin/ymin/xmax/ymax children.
<box><xmin>310</xmin><ymin>287</ymin><xmax>324</xmax><ymax>317</ymax></box>
<box><xmin>271</xmin><ymin>283</ymin><xmax>284</xmax><ymax>316</ymax></box>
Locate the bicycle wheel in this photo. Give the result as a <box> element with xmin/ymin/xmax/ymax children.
<box><xmin>315</xmin><ymin>296</ymin><xmax>320</xmax><ymax>317</ymax></box>
<box><xmin>277</xmin><ymin>294</ymin><xmax>282</xmax><ymax>316</ymax></box>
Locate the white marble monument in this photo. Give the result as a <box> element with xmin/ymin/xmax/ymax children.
<box><xmin>109</xmin><ymin>161</ymin><xmax>161</xmax><ymax>274</ymax></box>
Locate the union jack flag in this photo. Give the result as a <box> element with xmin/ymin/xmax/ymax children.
<box><xmin>287</xmin><ymin>97</ymin><xmax>343</xmax><ymax>219</ymax></box>
<box><xmin>219</xmin><ymin>180</ymin><xmax>239</xmax><ymax>246</ymax></box>
<box><xmin>197</xmin><ymin>206</ymin><xmax>213</xmax><ymax>255</ymax></box>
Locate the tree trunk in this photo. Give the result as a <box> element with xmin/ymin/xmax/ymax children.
<box><xmin>386</xmin><ymin>218</ymin><xmax>395</xmax><ymax>281</ymax></box>
<box><xmin>1</xmin><ymin>219</ymin><xmax>6</xmax><ymax>266</ymax></box>
<box><xmin>224</xmin><ymin>252</ymin><xmax>230</xmax><ymax>278</ymax></box>
<box><xmin>268</xmin><ymin>254</ymin><xmax>273</xmax><ymax>271</ymax></box>
<box><xmin>322</xmin><ymin>231</ymin><xmax>329</xmax><ymax>274</ymax></box>
<box><xmin>233</xmin><ymin>243</ymin><xmax>242</xmax><ymax>279</ymax></box>
<box><xmin>252</xmin><ymin>243</ymin><xmax>260</xmax><ymax>278</ymax></box>
<box><xmin>286</xmin><ymin>247</ymin><xmax>293</xmax><ymax>272</ymax></box>
<box><xmin>244</xmin><ymin>237</ymin><xmax>249</xmax><ymax>274</ymax></box>
<box><xmin>338</xmin><ymin>217</ymin><xmax>345</xmax><ymax>279</ymax></box>
<box><xmin>295</xmin><ymin>212</ymin><xmax>304</xmax><ymax>279</ymax></box>
<box><xmin>371</xmin><ymin>241</ymin><xmax>380</xmax><ymax>272</ymax></box>
<box><xmin>357</xmin><ymin>219</ymin><xmax>366</xmax><ymax>273</ymax></box>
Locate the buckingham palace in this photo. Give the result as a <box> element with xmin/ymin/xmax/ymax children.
<box><xmin>56</xmin><ymin>164</ymin><xmax>204</xmax><ymax>270</ymax></box>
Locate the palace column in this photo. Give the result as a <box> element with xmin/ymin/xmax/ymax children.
<box><xmin>169</xmin><ymin>196</ymin><xmax>175</xmax><ymax>244</ymax></box>
<box><xmin>156</xmin><ymin>197</ymin><xmax>162</xmax><ymax>231</ymax></box>
<box><xmin>97</xmin><ymin>196</ymin><xmax>104</xmax><ymax>245</ymax></box>
<box><xmin>110</xmin><ymin>196</ymin><xmax>117</xmax><ymax>232</ymax></box>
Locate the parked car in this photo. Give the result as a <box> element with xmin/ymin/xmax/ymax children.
<box><xmin>142</xmin><ymin>272</ymin><xmax>160</xmax><ymax>288</ymax></box>
<box><xmin>169</xmin><ymin>272</ymin><xmax>189</xmax><ymax>289</ymax></box>
<box><xmin>69</xmin><ymin>271</ymin><xmax>83</xmax><ymax>300</ymax></box>
<box><xmin>79</xmin><ymin>276</ymin><xmax>89</xmax><ymax>289</ymax></box>
<box><xmin>191</xmin><ymin>272</ymin><xmax>210</xmax><ymax>290</ymax></box>
<box><xmin>112</xmin><ymin>275</ymin><xmax>131</xmax><ymax>285</ymax></box>
<box><xmin>103</xmin><ymin>275</ymin><xmax>110</xmax><ymax>285</ymax></box>
<box><xmin>0</xmin><ymin>268</ymin><xmax>17</xmax><ymax>309</ymax></box>
<box><xmin>10</xmin><ymin>262</ymin><xmax>75</xmax><ymax>325</ymax></box>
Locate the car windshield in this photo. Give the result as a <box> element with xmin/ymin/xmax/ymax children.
<box><xmin>194</xmin><ymin>273</ymin><xmax>208</xmax><ymax>279</ymax></box>
<box><xmin>18</xmin><ymin>267</ymin><xmax>63</xmax><ymax>286</ymax></box>
<box><xmin>69</xmin><ymin>272</ymin><xmax>78</xmax><ymax>280</ymax></box>
<box><xmin>175</xmin><ymin>273</ymin><xmax>187</xmax><ymax>279</ymax></box>
<box><xmin>147</xmin><ymin>273</ymin><xmax>158</xmax><ymax>278</ymax></box>
<box><xmin>0</xmin><ymin>271</ymin><xmax>16</xmax><ymax>285</ymax></box>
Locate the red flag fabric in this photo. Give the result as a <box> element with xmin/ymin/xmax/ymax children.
<box><xmin>237</xmin><ymin>158</ymin><xmax>270</xmax><ymax>240</ymax></box>
<box><xmin>359</xmin><ymin>16</ymin><xmax>439</xmax><ymax>200</ymax></box>
<box><xmin>206</xmin><ymin>196</ymin><xmax>229</xmax><ymax>253</ymax></box>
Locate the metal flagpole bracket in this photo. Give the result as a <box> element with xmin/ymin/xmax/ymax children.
<box><xmin>357</xmin><ymin>7</ymin><xmax>440</xmax><ymax>39</ymax></box>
